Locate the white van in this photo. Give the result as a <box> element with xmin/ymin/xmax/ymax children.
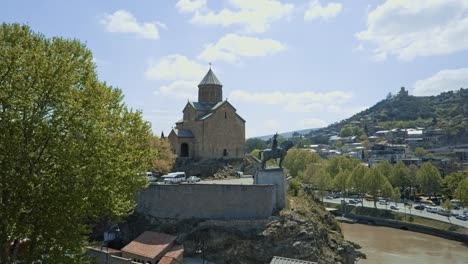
<box><xmin>162</xmin><ymin>172</ymin><xmax>186</xmax><ymax>184</ymax></box>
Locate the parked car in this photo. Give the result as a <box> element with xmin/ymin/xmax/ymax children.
<box><xmin>326</xmin><ymin>195</ymin><xmax>334</xmax><ymax>199</ymax></box>
<box><xmin>162</xmin><ymin>172</ymin><xmax>186</xmax><ymax>184</ymax></box>
<box><xmin>414</xmin><ymin>205</ymin><xmax>425</xmax><ymax>210</ymax></box>
<box><xmin>378</xmin><ymin>199</ymin><xmax>389</xmax><ymax>205</ymax></box>
<box><xmin>437</xmin><ymin>210</ymin><xmax>451</xmax><ymax>217</ymax></box>
<box><xmin>187</xmin><ymin>176</ymin><xmax>200</xmax><ymax>183</ymax></box>
<box><xmin>426</xmin><ymin>206</ymin><xmax>439</xmax><ymax>213</ymax></box>
<box><xmin>390</xmin><ymin>205</ymin><xmax>399</xmax><ymax>210</ymax></box>
<box><xmin>455</xmin><ymin>214</ymin><xmax>468</xmax><ymax>221</ymax></box>
<box><xmin>450</xmin><ymin>211</ymin><xmax>459</xmax><ymax>217</ymax></box>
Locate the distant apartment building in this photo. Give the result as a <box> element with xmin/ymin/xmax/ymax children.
<box><xmin>368</xmin><ymin>143</ymin><xmax>407</xmax><ymax>167</ymax></box>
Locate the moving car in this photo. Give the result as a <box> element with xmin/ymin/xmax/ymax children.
<box><xmin>187</xmin><ymin>176</ymin><xmax>200</xmax><ymax>183</ymax></box>
<box><xmin>348</xmin><ymin>199</ymin><xmax>357</xmax><ymax>205</ymax></box>
<box><xmin>390</xmin><ymin>205</ymin><xmax>399</xmax><ymax>210</ymax></box>
<box><xmin>378</xmin><ymin>199</ymin><xmax>389</xmax><ymax>205</ymax></box>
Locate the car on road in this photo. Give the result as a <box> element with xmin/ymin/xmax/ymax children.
<box><xmin>378</xmin><ymin>199</ymin><xmax>390</xmax><ymax>205</ymax></box>
<box><xmin>450</xmin><ymin>211</ymin><xmax>459</xmax><ymax>217</ymax></box>
<box><xmin>348</xmin><ymin>199</ymin><xmax>357</xmax><ymax>205</ymax></box>
<box><xmin>414</xmin><ymin>205</ymin><xmax>425</xmax><ymax>210</ymax></box>
<box><xmin>426</xmin><ymin>206</ymin><xmax>439</xmax><ymax>213</ymax></box>
<box><xmin>390</xmin><ymin>205</ymin><xmax>399</xmax><ymax>210</ymax></box>
<box><xmin>437</xmin><ymin>210</ymin><xmax>451</xmax><ymax>217</ymax></box>
<box><xmin>341</xmin><ymin>199</ymin><xmax>348</xmax><ymax>205</ymax></box>
<box><xmin>162</xmin><ymin>172</ymin><xmax>186</xmax><ymax>184</ymax></box>
<box><xmin>326</xmin><ymin>195</ymin><xmax>334</xmax><ymax>199</ymax></box>
<box><xmin>455</xmin><ymin>214</ymin><xmax>468</xmax><ymax>221</ymax></box>
<box><xmin>187</xmin><ymin>176</ymin><xmax>200</xmax><ymax>183</ymax></box>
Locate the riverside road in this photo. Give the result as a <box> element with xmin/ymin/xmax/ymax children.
<box><xmin>324</xmin><ymin>197</ymin><xmax>468</xmax><ymax>228</ymax></box>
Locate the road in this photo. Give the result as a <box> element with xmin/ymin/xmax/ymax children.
<box><xmin>196</xmin><ymin>177</ymin><xmax>254</xmax><ymax>185</ymax></box>
<box><xmin>324</xmin><ymin>197</ymin><xmax>468</xmax><ymax>228</ymax></box>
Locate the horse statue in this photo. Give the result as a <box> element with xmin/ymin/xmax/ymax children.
<box><xmin>258</xmin><ymin>140</ymin><xmax>294</xmax><ymax>169</ymax></box>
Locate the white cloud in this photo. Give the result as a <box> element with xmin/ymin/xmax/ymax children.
<box><xmin>190</xmin><ymin>0</ymin><xmax>294</xmax><ymax>33</ymax></box>
<box><xmin>300</xmin><ymin>118</ymin><xmax>327</xmax><ymax>128</ymax></box>
<box><xmin>356</xmin><ymin>0</ymin><xmax>468</xmax><ymax>60</ymax></box>
<box><xmin>230</xmin><ymin>90</ymin><xmax>352</xmax><ymax>106</ymax></box>
<box><xmin>158</xmin><ymin>80</ymin><xmax>198</xmax><ymax>99</ymax></box>
<box><xmin>304</xmin><ymin>0</ymin><xmax>342</xmax><ymax>21</ymax></box>
<box><xmin>413</xmin><ymin>68</ymin><xmax>468</xmax><ymax>96</ymax></box>
<box><xmin>100</xmin><ymin>10</ymin><xmax>165</xmax><ymax>40</ymax></box>
<box><xmin>176</xmin><ymin>0</ymin><xmax>207</xmax><ymax>13</ymax></box>
<box><xmin>229</xmin><ymin>89</ymin><xmax>354</xmax><ymax>115</ymax></box>
<box><xmin>198</xmin><ymin>34</ymin><xmax>286</xmax><ymax>63</ymax></box>
<box><xmin>146</xmin><ymin>54</ymin><xmax>208</xmax><ymax>98</ymax></box>
<box><xmin>145</xmin><ymin>54</ymin><xmax>206</xmax><ymax>81</ymax></box>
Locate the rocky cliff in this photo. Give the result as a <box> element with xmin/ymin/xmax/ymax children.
<box><xmin>115</xmin><ymin>193</ymin><xmax>363</xmax><ymax>264</ymax></box>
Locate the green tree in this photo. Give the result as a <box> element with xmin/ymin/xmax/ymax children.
<box><xmin>0</xmin><ymin>24</ymin><xmax>155</xmax><ymax>263</ymax></box>
<box><xmin>245</xmin><ymin>138</ymin><xmax>267</xmax><ymax>153</ymax></box>
<box><xmin>442</xmin><ymin>172</ymin><xmax>467</xmax><ymax>197</ymax></box>
<box><xmin>325</xmin><ymin>156</ymin><xmax>360</xmax><ymax>178</ymax></box>
<box><xmin>374</xmin><ymin>160</ymin><xmax>393</xmax><ymax>181</ymax></box>
<box><xmin>454</xmin><ymin>178</ymin><xmax>468</xmax><ymax>208</ymax></box>
<box><xmin>303</xmin><ymin>162</ymin><xmax>332</xmax><ymax>200</ymax></box>
<box><xmin>283</xmin><ymin>148</ymin><xmax>321</xmax><ymax>177</ymax></box>
<box><xmin>347</xmin><ymin>165</ymin><xmax>369</xmax><ymax>207</ymax></box>
<box><xmin>392</xmin><ymin>187</ymin><xmax>401</xmax><ymax>206</ymax></box>
<box><xmin>391</xmin><ymin>161</ymin><xmax>410</xmax><ymax>190</ymax></box>
<box><xmin>365</xmin><ymin>167</ymin><xmax>391</xmax><ymax>208</ymax></box>
<box><xmin>416</xmin><ymin>162</ymin><xmax>442</xmax><ymax>199</ymax></box>
<box><xmin>333</xmin><ymin>169</ymin><xmax>350</xmax><ymax>195</ymax></box>
<box><xmin>295</xmin><ymin>137</ymin><xmax>311</xmax><ymax>148</ymax></box>
<box><xmin>414</xmin><ymin>147</ymin><xmax>429</xmax><ymax>157</ymax></box>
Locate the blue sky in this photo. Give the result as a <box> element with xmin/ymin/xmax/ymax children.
<box><xmin>2</xmin><ymin>0</ymin><xmax>468</xmax><ymax>137</ymax></box>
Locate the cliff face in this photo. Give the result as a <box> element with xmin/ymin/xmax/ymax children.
<box><xmin>118</xmin><ymin>194</ymin><xmax>362</xmax><ymax>264</ymax></box>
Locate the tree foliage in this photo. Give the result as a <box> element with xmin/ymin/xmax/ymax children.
<box><xmin>0</xmin><ymin>24</ymin><xmax>155</xmax><ymax>263</ymax></box>
<box><xmin>333</xmin><ymin>169</ymin><xmax>350</xmax><ymax>192</ymax></box>
<box><xmin>364</xmin><ymin>167</ymin><xmax>391</xmax><ymax>208</ymax></box>
<box><xmin>347</xmin><ymin>165</ymin><xmax>369</xmax><ymax>206</ymax></box>
<box><xmin>391</xmin><ymin>161</ymin><xmax>410</xmax><ymax>188</ymax></box>
<box><xmin>283</xmin><ymin>148</ymin><xmax>320</xmax><ymax>177</ymax></box>
<box><xmin>454</xmin><ymin>178</ymin><xmax>468</xmax><ymax>207</ymax></box>
<box><xmin>416</xmin><ymin>162</ymin><xmax>442</xmax><ymax>198</ymax></box>
<box><xmin>150</xmin><ymin>137</ymin><xmax>176</xmax><ymax>174</ymax></box>
<box><xmin>245</xmin><ymin>138</ymin><xmax>267</xmax><ymax>153</ymax></box>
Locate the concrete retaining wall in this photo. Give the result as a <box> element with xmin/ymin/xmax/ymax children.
<box><xmin>136</xmin><ymin>184</ymin><xmax>276</xmax><ymax>220</ymax></box>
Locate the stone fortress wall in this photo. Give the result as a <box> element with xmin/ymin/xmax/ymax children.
<box><xmin>136</xmin><ymin>183</ymin><xmax>277</xmax><ymax>220</ymax></box>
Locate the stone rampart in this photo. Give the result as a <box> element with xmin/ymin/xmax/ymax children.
<box><xmin>136</xmin><ymin>183</ymin><xmax>276</xmax><ymax>220</ymax></box>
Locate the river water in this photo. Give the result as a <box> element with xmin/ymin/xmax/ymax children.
<box><xmin>341</xmin><ymin>223</ymin><xmax>468</xmax><ymax>264</ymax></box>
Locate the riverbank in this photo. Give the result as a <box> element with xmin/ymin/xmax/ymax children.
<box><xmin>342</xmin><ymin>223</ymin><xmax>468</xmax><ymax>264</ymax></box>
<box><xmin>325</xmin><ymin>202</ymin><xmax>468</xmax><ymax>244</ymax></box>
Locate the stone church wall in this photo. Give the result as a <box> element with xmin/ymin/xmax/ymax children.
<box><xmin>200</xmin><ymin>104</ymin><xmax>245</xmax><ymax>159</ymax></box>
<box><xmin>136</xmin><ymin>183</ymin><xmax>276</xmax><ymax>220</ymax></box>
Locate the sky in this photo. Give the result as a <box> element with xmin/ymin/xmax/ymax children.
<box><xmin>2</xmin><ymin>0</ymin><xmax>468</xmax><ymax>138</ymax></box>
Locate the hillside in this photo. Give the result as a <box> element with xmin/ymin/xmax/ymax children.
<box><xmin>314</xmin><ymin>87</ymin><xmax>468</xmax><ymax>143</ymax></box>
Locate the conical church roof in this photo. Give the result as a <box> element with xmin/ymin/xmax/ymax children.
<box><xmin>199</xmin><ymin>68</ymin><xmax>222</xmax><ymax>86</ymax></box>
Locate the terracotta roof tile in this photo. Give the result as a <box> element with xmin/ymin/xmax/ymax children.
<box><xmin>121</xmin><ymin>231</ymin><xmax>176</xmax><ymax>260</ymax></box>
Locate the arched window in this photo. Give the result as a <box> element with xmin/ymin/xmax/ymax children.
<box><xmin>223</xmin><ymin>149</ymin><xmax>228</xmax><ymax>157</ymax></box>
<box><xmin>181</xmin><ymin>143</ymin><xmax>189</xmax><ymax>157</ymax></box>
<box><xmin>225</xmin><ymin>111</ymin><xmax>227</xmax><ymax>119</ymax></box>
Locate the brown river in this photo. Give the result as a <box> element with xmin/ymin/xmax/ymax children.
<box><xmin>341</xmin><ymin>223</ymin><xmax>468</xmax><ymax>264</ymax></box>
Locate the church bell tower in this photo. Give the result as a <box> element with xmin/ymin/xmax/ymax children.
<box><xmin>198</xmin><ymin>68</ymin><xmax>223</xmax><ymax>103</ymax></box>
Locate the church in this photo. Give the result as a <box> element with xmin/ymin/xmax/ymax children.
<box><xmin>168</xmin><ymin>68</ymin><xmax>245</xmax><ymax>160</ymax></box>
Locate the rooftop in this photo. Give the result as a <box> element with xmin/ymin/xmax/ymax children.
<box><xmin>270</xmin><ymin>256</ymin><xmax>318</xmax><ymax>264</ymax></box>
<box><xmin>199</xmin><ymin>68</ymin><xmax>222</xmax><ymax>86</ymax></box>
<box><xmin>121</xmin><ymin>231</ymin><xmax>176</xmax><ymax>260</ymax></box>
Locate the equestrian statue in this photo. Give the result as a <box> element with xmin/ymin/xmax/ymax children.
<box><xmin>258</xmin><ymin>133</ymin><xmax>294</xmax><ymax>169</ymax></box>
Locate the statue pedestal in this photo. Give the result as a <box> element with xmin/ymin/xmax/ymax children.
<box><xmin>254</xmin><ymin>168</ymin><xmax>286</xmax><ymax>210</ymax></box>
